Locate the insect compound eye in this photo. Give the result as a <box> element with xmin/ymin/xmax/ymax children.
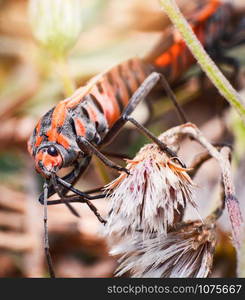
<box><xmin>47</xmin><ymin>146</ymin><xmax>59</xmax><ymax>156</ymax></box>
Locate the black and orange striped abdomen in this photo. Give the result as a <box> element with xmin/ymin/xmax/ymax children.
<box><xmin>150</xmin><ymin>0</ymin><xmax>231</xmax><ymax>82</ymax></box>
<box><xmin>66</xmin><ymin>58</ymin><xmax>152</xmax><ymax>136</ymax></box>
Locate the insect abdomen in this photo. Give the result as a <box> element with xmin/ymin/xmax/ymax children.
<box><xmin>150</xmin><ymin>0</ymin><xmax>231</xmax><ymax>82</ymax></box>
<box><xmin>87</xmin><ymin>58</ymin><xmax>152</xmax><ymax>128</ymax></box>
<box><xmin>64</xmin><ymin>58</ymin><xmax>152</xmax><ymax>144</ymax></box>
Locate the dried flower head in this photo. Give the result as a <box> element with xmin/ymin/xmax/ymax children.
<box><xmin>102</xmin><ymin>123</ymin><xmax>242</xmax><ymax>278</ymax></box>
<box><xmin>111</xmin><ymin>220</ymin><xmax>216</xmax><ymax>278</ymax></box>
<box><xmin>104</xmin><ymin>142</ymin><xmax>196</xmax><ymax>239</ymax></box>
<box><xmin>29</xmin><ymin>0</ymin><xmax>83</xmax><ymax>58</ymax></box>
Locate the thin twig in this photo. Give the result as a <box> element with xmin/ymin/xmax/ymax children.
<box><xmin>161</xmin><ymin>122</ymin><xmax>243</xmax><ymax>249</ymax></box>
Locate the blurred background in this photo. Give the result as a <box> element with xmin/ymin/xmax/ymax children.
<box><xmin>0</xmin><ymin>0</ymin><xmax>245</xmax><ymax>277</ymax></box>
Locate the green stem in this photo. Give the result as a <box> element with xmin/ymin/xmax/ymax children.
<box><xmin>159</xmin><ymin>0</ymin><xmax>245</xmax><ymax>123</ymax></box>
<box><xmin>55</xmin><ymin>56</ymin><xmax>75</xmax><ymax>97</ymax></box>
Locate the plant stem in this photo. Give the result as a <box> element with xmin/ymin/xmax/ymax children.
<box><xmin>237</xmin><ymin>227</ymin><xmax>245</xmax><ymax>277</ymax></box>
<box><xmin>159</xmin><ymin>0</ymin><xmax>245</xmax><ymax>123</ymax></box>
<box><xmin>55</xmin><ymin>56</ymin><xmax>75</xmax><ymax>97</ymax></box>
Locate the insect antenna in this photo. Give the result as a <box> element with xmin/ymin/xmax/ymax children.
<box><xmin>43</xmin><ymin>180</ymin><xmax>56</xmax><ymax>278</ymax></box>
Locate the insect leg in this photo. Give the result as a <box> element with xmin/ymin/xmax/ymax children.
<box><xmin>101</xmin><ymin>151</ymin><xmax>131</xmax><ymax>160</ymax></box>
<box><xmin>100</xmin><ymin>72</ymin><xmax>185</xmax><ymax>166</ymax></box>
<box><xmin>159</xmin><ymin>74</ymin><xmax>188</xmax><ymax>123</ymax></box>
<box><xmin>55</xmin><ymin>176</ymin><xmax>107</xmax><ymax>224</ymax></box>
<box><xmin>38</xmin><ymin>155</ymin><xmax>108</xmax><ymax>223</ymax></box>
<box><xmin>40</xmin><ymin>192</ymin><xmax>108</xmax><ymax>206</ymax></box>
<box><xmin>100</xmin><ymin>72</ymin><xmax>162</xmax><ymax>147</ymax></box>
<box><xmin>77</xmin><ymin>137</ymin><xmax>130</xmax><ymax>175</ymax></box>
<box><xmin>51</xmin><ymin>173</ymin><xmax>80</xmax><ymax>217</ymax></box>
<box><xmin>38</xmin><ymin>156</ymin><xmax>92</xmax><ymax>204</ymax></box>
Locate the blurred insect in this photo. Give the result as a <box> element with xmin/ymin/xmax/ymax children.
<box><xmin>27</xmin><ymin>0</ymin><xmax>245</xmax><ymax>277</ymax></box>
<box><xmin>145</xmin><ymin>0</ymin><xmax>245</xmax><ymax>81</ymax></box>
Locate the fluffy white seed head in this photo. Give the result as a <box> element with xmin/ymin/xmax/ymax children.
<box><xmin>111</xmin><ymin>220</ymin><xmax>216</xmax><ymax>278</ymax></box>
<box><xmin>104</xmin><ymin>143</ymin><xmax>196</xmax><ymax>240</ymax></box>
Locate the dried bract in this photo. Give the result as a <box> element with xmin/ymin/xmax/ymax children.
<box><xmin>111</xmin><ymin>220</ymin><xmax>216</xmax><ymax>278</ymax></box>
<box><xmin>103</xmin><ymin>123</ymin><xmax>242</xmax><ymax>278</ymax></box>
<box><xmin>104</xmin><ymin>143</ymin><xmax>196</xmax><ymax>239</ymax></box>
